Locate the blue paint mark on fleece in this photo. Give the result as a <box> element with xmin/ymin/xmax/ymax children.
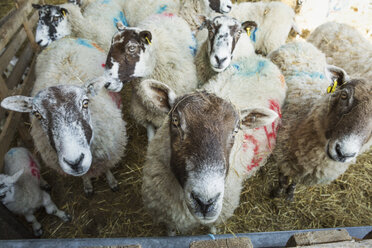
<box><xmin>101</xmin><ymin>0</ymin><xmax>111</xmax><ymax>4</ymax></box>
<box><xmin>76</xmin><ymin>38</ymin><xmax>93</xmax><ymax>48</ymax></box>
<box><xmin>189</xmin><ymin>33</ymin><xmax>197</xmax><ymax>57</ymax></box>
<box><xmin>232</xmin><ymin>60</ymin><xmax>266</xmax><ymax>77</ymax></box>
<box><xmin>290</xmin><ymin>71</ymin><xmax>325</xmax><ymax>79</ymax></box>
<box><xmin>113</xmin><ymin>11</ymin><xmax>128</xmax><ymax>27</ymax></box>
<box><xmin>156</xmin><ymin>4</ymin><xmax>168</xmax><ymax>14</ymax></box>
<box><xmin>7</xmin><ymin>148</ymin><xmax>17</xmax><ymax>156</ymax></box>
<box><xmin>250</xmin><ymin>28</ymin><xmax>258</xmax><ymax>42</ymax></box>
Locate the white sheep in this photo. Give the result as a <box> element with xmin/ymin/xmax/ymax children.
<box><xmin>122</xmin><ymin>0</ymin><xmax>232</xmax><ymax>30</ymax></box>
<box><xmin>308</xmin><ymin>22</ymin><xmax>372</xmax><ymax>81</ymax></box>
<box><xmin>229</xmin><ymin>1</ymin><xmax>298</xmax><ymax>55</ymax></box>
<box><xmin>103</xmin><ymin>15</ymin><xmax>198</xmax><ymax>140</ymax></box>
<box><xmin>268</xmin><ymin>41</ymin><xmax>372</xmax><ymax>200</ymax></box>
<box><xmin>1</xmin><ymin>37</ymin><xmax>127</xmax><ymax>195</ymax></box>
<box><xmin>33</xmin><ymin>0</ymin><xmax>128</xmax><ymax>50</ymax></box>
<box><xmin>0</xmin><ymin>147</ymin><xmax>71</xmax><ymax>236</ymax></box>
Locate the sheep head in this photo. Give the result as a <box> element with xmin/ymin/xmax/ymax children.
<box><xmin>32</xmin><ymin>4</ymin><xmax>71</xmax><ymax>47</ymax></box>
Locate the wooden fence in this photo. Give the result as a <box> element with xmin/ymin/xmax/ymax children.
<box><xmin>0</xmin><ymin>0</ymin><xmax>41</xmax><ymax>171</ymax></box>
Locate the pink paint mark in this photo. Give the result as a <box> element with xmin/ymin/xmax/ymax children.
<box><xmin>108</xmin><ymin>92</ymin><xmax>122</xmax><ymax>109</ymax></box>
<box><xmin>161</xmin><ymin>12</ymin><xmax>174</xmax><ymax>17</ymax></box>
<box><xmin>28</xmin><ymin>154</ymin><xmax>40</xmax><ymax>180</ymax></box>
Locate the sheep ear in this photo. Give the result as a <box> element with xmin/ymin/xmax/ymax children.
<box><xmin>8</xmin><ymin>169</ymin><xmax>24</xmax><ymax>184</ymax></box>
<box><xmin>1</xmin><ymin>96</ymin><xmax>33</xmax><ymax>113</ymax></box>
<box><xmin>241</xmin><ymin>107</ymin><xmax>278</xmax><ymax>129</ymax></box>
<box><xmin>325</xmin><ymin>65</ymin><xmax>350</xmax><ymax>85</ymax></box>
<box><xmin>241</xmin><ymin>21</ymin><xmax>257</xmax><ymax>33</ymax></box>
<box><xmin>116</xmin><ymin>21</ymin><xmax>126</xmax><ymax>31</ymax></box>
<box><xmin>139</xmin><ymin>79</ymin><xmax>176</xmax><ymax>113</ymax></box>
<box><xmin>197</xmin><ymin>15</ymin><xmax>210</xmax><ymax>30</ymax></box>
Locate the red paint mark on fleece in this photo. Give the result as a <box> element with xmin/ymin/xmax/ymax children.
<box><xmin>101</xmin><ymin>63</ymin><xmax>106</xmax><ymax>68</ymax></box>
<box><xmin>108</xmin><ymin>92</ymin><xmax>122</xmax><ymax>109</ymax></box>
<box><xmin>161</xmin><ymin>12</ymin><xmax>174</xmax><ymax>17</ymax></box>
<box><xmin>263</xmin><ymin>99</ymin><xmax>282</xmax><ymax>151</ymax></box>
<box><xmin>243</xmin><ymin>134</ymin><xmax>263</xmax><ymax>171</ymax></box>
<box><xmin>28</xmin><ymin>154</ymin><xmax>40</xmax><ymax>180</ymax></box>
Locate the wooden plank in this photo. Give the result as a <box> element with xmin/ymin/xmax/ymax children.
<box><xmin>0</xmin><ymin>10</ymin><xmax>37</xmax><ymax>74</ymax></box>
<box><xmin>0</xmin><ymin>0</ymin><xmax>38</xmax><ymax>52</ymax></box>
<box><xmin>0</xmin><ymin>76</ymin><xmax>8</xmax><ymax>100</ymax></box>
<box><xmin>286</xmin><ymin>229</ymin><xmax>352</xmax><ymax>247</ymax></box>
<box><xmin>0</xmin><ymin>204</ymin><xmax>34</xmax><ymax>239</ymax></box>
<box><xmin>190</xmin><ymin>237</ymin><xmax>253</xmax><ymax>248</ymax></box>
<box><xmin>299</xmin><ymin>239</ymin><xmax>372</xmax><ymax>247</ymax></box>
<box><xmin>0</xmin><ymin>56</ymin><xmax>36</xmax><ymax>172</ymax></box>
<box><xmin>6</xmin><ymin>43</ymin><xmax>34</xmax><ymax>90</ymax></box>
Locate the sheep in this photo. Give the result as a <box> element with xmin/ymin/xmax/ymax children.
<box><xmin>307</xmin><ymin>22</ymin><xmax>372</xmax><ymax>81</ymax></box>
<box><xmin>229</xmin><ymin>1</ymin><xmax>299</xmax><ymax>55</ymax></box>
<box><xmin>140</xmin><ymin>79</ymin><xmax>282</xmax><ymax>235</ymax></box>
<box><xmin>268</xmin><ymin>41</ymin><xmax>372</xmax><ymax>200</ymax></box>
<box><xmin>122</xmin><ymin>0</ymin><xmax>232</xmax><ymax>30</ymax></box>
<box><xmin>0</xmin><ymin>147</ymin><xmax>71</xmax><ymax>236</ymax></box>
<box><xmin>32</xmin><ymin>0</ymin><xmax>128</xmax><ymax>50</ymax></box>
<box><xmin>103</xmin><ymin>15</ymin><xmax>198</xmax><ymax>141</ymax></box>
<box><xmin>1</xmin><ymin>37</ymin><xmax>127</xmax><ymax>195</ymax></box>
<box><xmin>195</xmin><ymin>15</ymin><xmax>258</xmax><ymax>84</ymax></box>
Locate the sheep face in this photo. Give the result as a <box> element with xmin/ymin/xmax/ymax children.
<box><xmin>1</xmin><ymin>86</ymin><xmax>94</xmax><ymax>177</ymax></box>
<box><xmin>168</xmin><ymin>93</ymin><xmax>239</xmax><ymax>224</ymax></box>
<box><xmin>199</xmin><ymin>15</ymin><xmax>257</xmax><ymax>72</ymax></box>
<box><xmin>325</xmin><ymin>78</ymin><xmax>372</xmax><ymax>163</ymax></box>
<box><xmin>32</xmin><ymin>4</ymin><xmax>71</xmax><ymax>47</ymax></box>
<box><xmin>206</xmin><ymin>0</ymin><xmax>232</xmax><ymax>14</ymax></box>
<box><xmin>0</xmin><ymin>170</ymin><xmax>23</xmax><ymax>204</ymax></box>
<box><xmin>104</xmin><ymin>26</ymin><xmax>154</xmax><ymax>87</ymax></box>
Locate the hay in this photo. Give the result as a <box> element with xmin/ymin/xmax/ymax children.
<box><xmin>0</xmin><ymin>0</ymin><xmax>371</xmax><ymax>240</ymax></box>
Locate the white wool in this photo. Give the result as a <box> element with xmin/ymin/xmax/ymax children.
<box><xmin>33</xmin><ymin>37</ymin><xmax>127</xmax><ymax>182</ymax></box>
<box><xmin>230</xmin><ymin>1</ymin><xmax>297</xmax><ymax>55</ymax></box>
<box><xmin>130</xmin><ymin>14</ymin><xmax>198</xmax><ymax>130</ymax></box>
<box><xmin>308</xmin><ymin>22</ymin><xmax>372</xmax><ymax>81</ymax></box>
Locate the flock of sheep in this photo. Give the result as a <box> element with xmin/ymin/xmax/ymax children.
<box><xmin>0</xmin><ymin>0</ymin><xmax>371</xmax><ymax>237</ymax></box>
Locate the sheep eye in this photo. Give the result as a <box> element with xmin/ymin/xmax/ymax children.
<box><xmin>82</xmin><ymin>99</ymin><xmax>89</xmax><ymax>109</ymax></box>
<box><xmin>247</xmin><ymin>113</ymin><xmax>256</xmax><ymax>123</ymax></box>
<box><xmin>33</xmin><ymin>111</ymin><xmax>42</xmax><ymax>120</ymax></box>
<box><xmin>172</xmin><ymin>115</ymin><xmax>179</xmax><ymax>127</ymax></box>
<box><xmin>340</xmin><ymin>91</ymin><xmax>348</xmax><ymax>100</ymax></box>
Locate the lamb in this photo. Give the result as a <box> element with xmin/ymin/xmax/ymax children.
<box><xmin>268</xmin><ymin>41</ymin><xmax>372</xmax><ymax>200</ymax></box>
<box><xmin>103</xmin><ymin>15</ymin><xmax>198</xmax><ymax>140</ymax></box>
<box><xmin>140</xmin><ymin>79</ymin><xmax>281</xmax><ymax>235</ymax></box>
<box><xmin>1</xmin><ymin>37</ymin><xmax>127</xmax><ymax>195</ymax></box>
<box><xmin>229</xmin><ymin>1</ymin><xmax>298</xmax><ymax>55</ymax></box>
<box><xmin>32</xmin><ymin>0</ymin><xmax>128</xmax><ymax>50</ymax></box>
<box><xmin>0</xmin><ymin>147</ymin><xmax>71</xmax><ymax>236</ymax></box>
<box><xmin>122</xmin><ymin>0</ymin><xmax>232</xmax><ymax>30</ymax></box>
<box><xmin>141</xmin><ymin>16</ymin><xmax>287</xmax><ymax>236</ymax></box>
<box><xmin>307</xmin><ymin>22</ymin><xmax>372</xmax><ymax>81</ymax></box>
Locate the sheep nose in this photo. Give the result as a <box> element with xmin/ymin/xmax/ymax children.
<box><xmin>215</xmin><ymin>56</ymin><xmax>227</xmax><ymax>67</ymax></box>
<box><xmin>226</xmin><ymin>5</ymin><xmax>232</xmax><ymax>10</ymax></box>
<box><xmin>192</xmin><ymin>193</ymin><xmax>216</xmax><ymax>217</ymax></box>
<box><xmin>63</xmin><ymin>153</ymin><xmax>84</xmax><ymax>171</ymax></box>
<box><xmin>335</xmin><ymin>143</ymin><xmax>356</xmax><ymax>162</ymax></box>
<box><xmin>104</xmin><ymin>82</ymin><xmax>111</xmax><ymax>89</ymax></box>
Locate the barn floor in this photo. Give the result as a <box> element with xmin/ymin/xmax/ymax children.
<box><xmin>0</xmin><ymin>0</ymin><xmax>371</xmax><ymax>240</ymax></box>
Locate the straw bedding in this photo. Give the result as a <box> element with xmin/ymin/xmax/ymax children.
<box><xmin>0</xmin><ymin>0</ymin><xmax>371</xmax><ymax>239</ymax></box>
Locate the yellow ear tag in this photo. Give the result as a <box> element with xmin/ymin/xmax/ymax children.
<box><xmin>246</xmin><ymin>27</ymin><xmax>251</xmax><ymax>37</ymax></box>
<box><xmin>62</xmin><ymin>10</ymin><xmax>66</xmax><ymax>17</ymax></box>
<box><xmin>327</xmin><ymin>79</ymin><xmax>338</xmax><ymax>94</ymax></box>
<box><xmin>145</xmin><ymin>37</ymin><xmax>151</xmax><ymax>45</ymax></box>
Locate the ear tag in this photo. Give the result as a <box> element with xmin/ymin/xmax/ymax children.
<box><xmin>246</xmin><ymin>27</ymin><xmax>251</xmax><ymax>37</ymax></box>
<box><xmin>327</xmin><ymin>79</ymin><xmax>338</xmax><ymax>94</ymax></box>
<box><xmin>145</xmin><ymin>37</ymin><xmax>152</xmax><ymax>45</ymax></box>
<box><xmin>62</xmin><ymin>10</ymin><xmax>66</xmax><ymax>17</ymax></box>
